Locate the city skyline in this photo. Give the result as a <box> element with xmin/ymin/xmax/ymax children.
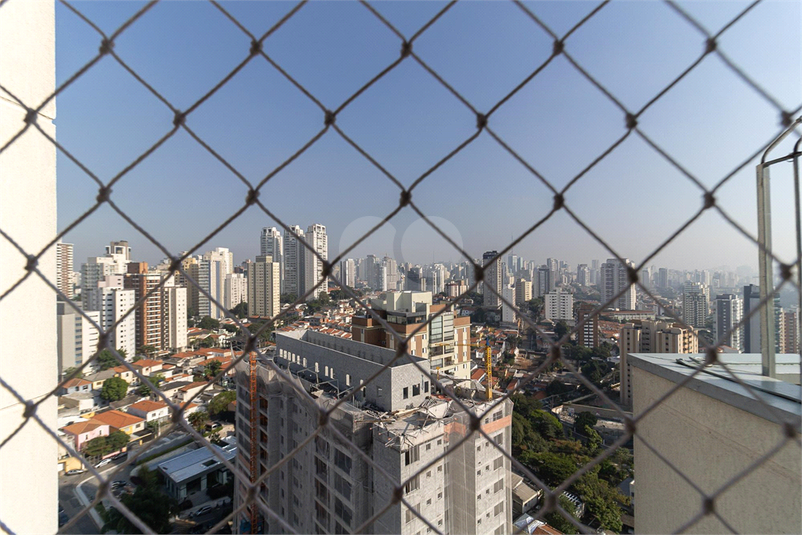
<box><xmin>53</xmin><ymin>1</ymin><xmax>801</xmax><ymax>272</ymax></box>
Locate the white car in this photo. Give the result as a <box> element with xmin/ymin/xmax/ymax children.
<box><xmin>193</xmin><ymin>505</ymin><xmax>213</xmax><ymax>517</ymax></box>
<box><xmin>96</xmin><ymin>458</ymin><xmax>111</xmax><ymax>468</ymax></box>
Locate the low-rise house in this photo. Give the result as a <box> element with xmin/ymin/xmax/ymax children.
<box><xmin>174</xmin><ymin>381</ymin><xmax>210</xmax><ymax>404</ymax></box>
<box><xmin>112</xmin><ymin>365</ymin><xmax>136</xmax><ymax>384</ymax></box>
<box><xmin>61</xmin><ymin>419</ymin><xmax>109</xmax><ymax>451</ymax></box>
<box><xmin>85</xmin><ymin>369</ymin><xmax>117</xmax><ymax>390</ymax></box>
<box><xmin>91</xmin><ymin>409</ymin><xmax>145</xmax><ymax>435</ymax></box>
<box><xmin>58</xmin><ymin>378</ymin><xmax>93</xmax><ymax>396</ymax></box>
<box><xmin>132</xmin><ymin>358</ymin><xmax>164</xmax><ymax>376</ymax></box>
<box><xmin>127</xmin><ymin>400</ymin><xmax>170</xmax><ymax>423</ymax></box>
<box><xmin>59</xmin><ymin>392</ymin><xmax>101</xmax><ymax>415</ymax></box>
<box><xmin>109</xmin><ymin>394</ymin><xmax>141</xmax><ymax>411</ymax></box>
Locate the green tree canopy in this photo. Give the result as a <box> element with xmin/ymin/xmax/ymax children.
<box><xmin>100</xmin><ymin>377</ymin><xmax>128</xmax><ymax>401</ymax></box>
<box><xmin>102</xmin><ymin>466</ymin><xmax>177</xmax><ymax>533</ymax></box>
<box><xmin>554</xmin><ymin>320</ymin><xmax>569</xmax><ymax>339</ymax></box>
<box><xmin>106</xmin><ymin>431</ymin><xmax>129</xmax><ymax>452</ymax></box>
<box><xmin>280</xmin><ymin>292</ymin><xmax>298</xmax><ymax>304</ymax></box>
<box><xmin>209</xmin><ymin>391</ymin><xmax>237</xmax><ymax>416</ymax></box>
<box><xmin>138</xmin><ymin>345</ymin><xmax>157</xmax><ymax>358</ymax></box>
<box><xmin>206</xmin><ymin>360</ymin><xmax>223</xmax><ymax>378</ymax></box>
<box><xmin>230</xmin><ymin>301</ymin><xmax>248</xmax><ymax>318</ymax></box>
<box><xmin>188</xmin><ymin>410</ymin><xmax>208</xmax><ymax>432</ymax></box>
<box><xmin>96</xmin><ymin>349</ymin><xmax>121</xmax><ymax>371</ymax></box>
<box><xmin>544</xmin><ymin>495</ymin><xmax>580</xmax><ymax>534</ymax></box>
<box><xmin>575</xmin><ymin>473</ymin><xmax>626</xmax><ymax>532</ymax></box>
<box><xmin>198</xmin><ymin>316</ymin><xmax>220</xmax><ymax>330</ymax></box>
<box><xmin>575</xmin><ymin>411</ymin><xmax>598</xmax><ymax>431</ymax></box>
<box><xmin>63</xmin><ymin>366</ymin><xmax>83</xmax><ymax>379</ymax></box>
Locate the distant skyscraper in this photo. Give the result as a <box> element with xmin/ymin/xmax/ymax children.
<box><xmin>248</xmin><ymin>255</ymin><xmax>280</xmax><ymax>318</ymax></box>
<box><xmin>260</xmin><ymin>227</ymin><xmax>284</xmax><ymax>292</ymax></box>
<box><xmin>125</xmin><ymin>262</ymin><xmax>164</xmax><ymax>351</ymax></box>
<box><xmin>600</xmin><ymin>258</ymin><xmax>636</xmax><ymax>310</ymax></box>
<box><xmin>81</xmin><ymin>256</ymin><xmax>118</xmax><ymax>299</ymax></box>
<box><xmin>199</xmin><ymin>247</ymin><xmax>233</xmax><ymax>319</ymax></box>
<box><xmin>576</xmin><ymin>263</ymin><xmax>590</xmax><ymax>287</ymax></box>
<box><xmin>85</xmin><ymin>274</ymin><xmax>137</xmax><ymax>359</ymax></box>
<box><xmin>482</xmin><ymin>251</ymin><xmax>502</xmax><ymax>307</ymax></box>
<box><xmin>302</xmin><ymin>224</ymin><xmax>328</xmax><ymax>300</ymax></box>
<box><xmin>536</xmin><ymin>266</ymin><xmax>552</xmax><ymax>297</ymax></box>
<box><xmin>515</xmin><ymin>279</ymin><xmax>532</xmax><ymax>305</ymax></box>
<box><xmin>576</xmin><ymin>302</ymin><xmax>599</xmax><ymax>348</ymax></box>
<box><xmin>743</xmin><ymin>284</ymin><xmax>761</xmax><ymax>353</ymax></box>
<box><xmin>502</xmin><ymin>284</ymin><xmax>517</xmax><ymax>323</ymax></box>
<box><xmin>657</xmin><ymin>267</ymin><xmax>669</xmax><ymax>289</ymax></box>
<box><xmin>405</xmin><ymin>266</ymin><xmax>426</xmax><ymax>291</ymax></box>
<box><xmin>224</xmin><ymin>272</ymin><xmax>247</xmax><ymax>311</ymax></box>
<box><xmin>56</xmin><ymin>241</ymin><xmax>74</xmax><ymax>299</ymax></box>
<box><xmin>682</xmin><ymin>282</ymin><xmax>708</xmax><ymax>329</ymax></box>
<box><xmin>782</xmin><ymin>307</ymin><xmax>799</xmax><ymax>354</ymax></box>
<box><xmin>283</xmin><ymin>225</ymin><xmax>304</xmax><ymax>296</ymax></box>
<box><xmin>715</xmin><ymin>294</ymin><xmax>742</xmax><ymax>351</ymax></box>
<box><xmin>341</xmin><ymin>258</ymin><xmax>356</xmax><ymax>288</ymax></box>
<box><xmin>384</xmin><ymin>256</ymin><xmax>398</xmax><ymax>291</ymax></box>
<box><xmin>545</xmin><ymin>288</ymin><xmax>573</xmax><ymax>321</ymax></box>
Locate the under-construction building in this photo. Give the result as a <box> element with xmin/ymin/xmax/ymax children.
<box><xmin>235</xmin><ymin>329</ymin><xmax>513</xmax><ymax>534</ymax></box>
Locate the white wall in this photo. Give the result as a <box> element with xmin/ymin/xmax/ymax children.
<box><xmin>633</xmin><ymin>366</ymin><xmax>801</xmax><ymax>533</ymax></box>
<box><xmin>0</xmin><ymin>1</ymin><xmax>57</xmax><ymax>532</ymax></box>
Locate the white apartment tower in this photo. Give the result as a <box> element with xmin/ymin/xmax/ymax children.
<box><xmin>56</xmin><ymin>241</ymin><xmax>74</xmax><ymax>298</ymax></box>
<box><xmin>84</xmin><ymin>275</ymin><xmax>137</xmax><ymax>359</ymax></box>
<box><xmin>341</xmin><ymin>258</ymin><xmax>356</xmax><ymax>288</ymax></box>
<box><xmin>247</xmin><ymin>255</ymin><xmax>280</xmax><ymax>318</ymax></box>
<box><xmin>56</xmin><ymin>302</ymin><xmax>100</xmax><ymax>375</ymax></box>
<box><xmin>501</xmin><ymin>284</ymin><xmax>517</xmax><ymax>324</ymax></box>
<box><xmin>235</xmin><ymin>330</ymin><xmax>513</xmax><ymax>535</ymax></box>
<box><xmin>715</xmin><ymin>294</ymin><xmax>743</xmax><ymax>352</ymax></box>
<box><xmin>81</xmin><ymin>255</ymin><xmax>117</xmax><ymax>299</ymax></box>
<box><xmin>225</xmin><ymin>273</ymin><xmax>247</xmax><ymax>311</ymax></box>
<box><xmin>600</xmin><ymin>258</ymin><xmax>637</xmax><ymax>310</ymax></box>
<box><xmin>163</xmin><ymin>281</ymin><xmax>188</xmax><ymax>352</ymax></box>
<box><xmin>283</xmin><ymin>225</ymin><xmax>305</xmax><ymax>296</ymax></box>
<box><xmin>199</xmin><ymin>247</ymin><xmax>233</xmax><ymax>319</ymax></box>
<box><xmin>545</xmin><ymin>288</ymin><xmax>574</xmax><ymax>321</ymax></box>
<box><xmin>482</xmin><ymin>251</ymin><xmax>502</xmax><ymax>308</ymax></box>
<box><xmin>682</xmin><ymin>282</ymin><xmax>708</xmax><ymax>329</ymax></box>
<box><xmin>302</xmin><ymin>224</ymin><xmax>328</xmax><ymax>301</ymax></box>
<box><xmin>515</xmin><ymin>279</ymin><xmax>532</xmax><ymax>306</ymax></box>
<box><xmin>260</xmin><ymin>227</ymin><xmax>284</xmax><ymax>292</ymax></box>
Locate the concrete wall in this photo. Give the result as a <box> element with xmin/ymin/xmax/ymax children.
<box><xmin>633</xmin><ymin>366</ymin><xmax>801</xmax><ymax>533</ymax></box>
<box><xmin>0</xmin><ymin>1</ymin><xmax>57</xmax><ymax>533</ymax></box>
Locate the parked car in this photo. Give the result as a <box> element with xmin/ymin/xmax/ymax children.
<box><xmin>112</xmin><ymin>480</ymin><xmax>127</xmax><ymax>488</ymax></box>
<box><xmin>112</xmin><ymin>451</ymin><xmax>128</xmax><ymax>460</ymax></box>
<box><xmin>193</xmin><ymin>505</ymin><xmax>213</xmax><ymax>517</ymax></box>
<box><xmin>96</xmin><ymin>458</ymin><xmax>111</xmax><ymax>468</ymax></box>
<box><xmin>65</xmin><ymin>469</ymin><xmax>86</xmax><ymax>476</ymax></box>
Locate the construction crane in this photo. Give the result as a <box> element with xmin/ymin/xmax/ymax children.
<box><xmin>431</xmin><ymin>335</ymin><xmax>495</xmax><ymax>400</ymax></box>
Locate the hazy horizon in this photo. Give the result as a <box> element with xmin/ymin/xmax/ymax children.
<box><xmin>54</xmin><ymin>1</ymin><xmax>801</xmax><ymax>273</ymax></box>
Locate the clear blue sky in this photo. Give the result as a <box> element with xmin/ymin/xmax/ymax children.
<box><xmin>55</xmin><ymin>0</ymin><xmax>801</xmax><ymax>271</ymax></box>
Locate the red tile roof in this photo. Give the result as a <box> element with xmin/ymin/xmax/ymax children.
<box><xmin>92</xmin><ymin>410</ymin><xmax>144</xmax><ymax>429</ymax></box>
<box><xmin>129</xmin><ymin>400</ymin><xmax>168</xmax><ymax>413</ymax></box>
<box><xmin>62</xmin><ymin>419</ymin><xmax>107</xmax><ymax>435</ymax></box>
<box><xmin>62</xmin><ymin>378</ymin><xmax>92</xmax><ymax>389</ymax></box>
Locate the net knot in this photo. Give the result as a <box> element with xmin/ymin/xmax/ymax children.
<box><xmin>99</xmin><ymin>37</ymin><xmax>115</xmax><ymax>56</ymax></box>
<box><xmin>400</xmin><ymin>41</ymin><xmax>412</xmax><ymax>58</ymax></box>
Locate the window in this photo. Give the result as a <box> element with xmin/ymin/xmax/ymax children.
<box><xmin>334</xmin><ymin>449</ymin><xmax>352</xmax><ymax>474</ymax></box>
<box><xmin>316</xmin><ymin>479</ymin><xmax>328</xmax><ymax>501</ymax></box>
<box><xmin>405</xmin><ymin>446</ymin><xmax>419</xmax><ymax>465</ymax></box>
<box><xmin>426</xmin><ymin>470</ymin><xmax>431</xmax><ymax>478</ymax></box>
<box><xmin>426</xmin><ymin>498</ymin><xmax>432</xmax><ymax>505</ymax></box>
<box><xmin>493</xmin><ymin>457</ymin><xmax>504</xmax><ymax>470</ymax></box>
<box><xmin>412</xmin><ymin>384</ymin><xmax>420</xmax><ymax>396</ymax></box>
<box><xmin>377</xmin><ymin>386</ymin><xmax>383</xmax><ymax>397</ymax></box>
<box><xmin>334</xmin><ymin>472</ymin><xmax>351</xmax><ymax>500</ymax></box>
<box><xmin>494</xmin><ymin>502</ymin><xmax>504</xmax><ymax>516</ymax></box>
<box><xmin>495</xmin><ymin>525</ymin><xmax>506</xmax><ymax>535</ymax></box>
<box><xmin>334</xmin><ymin>498</ymin><xmax>352</xmax><ymax>526</ymax></box>
<box><xmin>316</xmin><ymin>436</ymin><xmax>329</xmax><ymax>458</ymax></box>
<box><xmin>315</xmin><ymin>501</ymin><xmax>329</xmax><ymax>526</ymax></box>
<box><xmin>405</xmin><ymin>474</ymin><xmax>420</xmax><ymax>493</ymax></box>
<box><xmin>494</xmin><ymin>433</ymin><xmax>504</xmax><ymax>446</ymax></box>
<box><xmin>477</xmin><ymin>494</ymin><xmax>482</xmax><ymax>501</ymax></box>
<box><xmin>405</xmin><ymin>509</ymin><xmax>414</xmax><ymax>524</ymax></box>
<box><xmin>403</xmin><ymin>387</ymin><xmax>409</xmax><ymax>399</ymax></box>
<box><xmin>424</xmin><ymin>381</ymin><xmax>429</xmax><ymax>393</ymax></box>
<box><xmin>426</xmin><ymin>443</ymin><xmax>431</xmax><ymax>451</ymax></box>
<box><xmin>493</xmin><ymin>479</ymin><xmax>504</xmax><ymax>493</ymax></box>
<box><xmin>315</xmin><ymin>457</ymin><xmax>328</xmax><ymax>477</ymax></box>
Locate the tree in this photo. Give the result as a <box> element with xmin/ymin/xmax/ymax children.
<box><xmin>221</xmin><ymin>323</ymin><xmax>239</xmax><ymax>333</ymax></box>
<box><xmin>528</xmin><ymin>297</ymin><xmax>544</xmax><ymax>318</ymax></box>
<box><xmin>209</xmin><ymin>391</ymin><xmax>237</xmax><ymax>416</ymax></box>
<box><xmin>206</xmin><ymin>360</ymin><xmax>223</xmax><ymax>378</ymax></box>
<box><xmin>96</xmin><ymin>349</ymin><xmax>120</xmax><ymax>371</ymax></box>
<box><xmin>106</xmin><ymin>431</ymin><xmax>129</xmax><ymax>453</ymax></box>
<box><xmin>545</xmin><ymin>495</ymin><xmax>580</xmax><ymax>534</ymax></box>
<box><xmin>102</xmin><ymin>466</ymin><xmax>177</xmax><ymax>533</ymax></box>
<box><xmin>230</xmin><ymin>301</ymin><xmax>248</xmax><ymax>318</ymax></box>
<box><xmin>198</xmin><ymin>316</ymin><xmax>220</xmax><ymax>330</ymax></box>
<box><xmin>575</xmin><ymin>473</ymin><xmax>626</xmax><ymax>532</ymax></box>
<box><xmin>138</xmin><ymin>345</ymin><xmax>157</xmax><ymax>359</ymax></box>
<box><xmin>63</xmin><ymin>367</ymin><xmax>83</xmax><ymax>379</ymax></box>
<box><xmin>280</xmin><ymin>293</ymin><xmax>298</xmax><ymax>304</ymax></box>
<box><xmin>554</xmin><ymin>320</ymin><xmax>569</xmax><ymax>339</ymax></box>
<box><xmin>100</xmin><ymin>377</ymin><xmax>128</xmax><ymax>401</ymax></box>
<box><xmin>137</xmin><ymin>374</ymin><xmax>164</xmax><ymax>396</ymax></box>
<box><xmin>525</xmin><ymin>452</ymin><xmax>578</xmax><ymax>488</ymax></box>
<box><xmin>188</xmin><ymin>410</ymin><xmax>208</xmax><ymax>432</ymax></box>
<box><xmin>545</xmin><ymin>379</ymin><xmax>574</xmax><ymax>397</ymax></box>
<box><xmin>83</xmin><ymin>435</ymin><xmax>108</xmax><ymax>458</ymax></box>
<box><xmin>575</xmin><ymin>411</ymin><xmax>598</xmax><ymax>431</ymax></box>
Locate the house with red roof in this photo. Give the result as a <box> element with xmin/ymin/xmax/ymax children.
<box><xmin>61</xmin><ymin>419</ymin><xmax>109</xmax><ymax>451</ymax></box>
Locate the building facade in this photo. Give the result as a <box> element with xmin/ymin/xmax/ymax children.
<box><xmin>247</xmin><ymin>255</ymin><xmax>281</xmax><ymax>318</ymax></box>
<box><xmin>544</xmin><ymin>288</ymin><xmax>573</xmax><ymax>321</ymax></box>
<box><xmin>600</xmin><ymin>258</ymin><xmax>636</xmax><ymax>310</ymax></box>
<box><xmin>715</xmin><ymin>294</ymin><xmax>742</xmax><ymax>352</ymax></box>
<box><xmin>482</xmin><ymin>251</ymin><xmax>502</xmax><ymax>308</ymax></box>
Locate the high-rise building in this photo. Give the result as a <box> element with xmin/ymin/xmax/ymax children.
<box><xmin>84</xmin><ymin>274</ymin><xmax>137</xmax><ymax>359</ymax></box>
<box><xmin>125</xmin><ymin>262</ymin><xmax>163</xmax><ymax>352</ymax></box>
<box><xmin>341</xmin><ymin>258</ymin><xmax>356</xmax><ymax>288</ymax></box>
<box><xmin>56</xmin><ymin>301</ymin><xmax>99</xmax><ymax>375</ymax></box>
<box><xmin>782</xmin><ymin>307</ymin><xmax>799</xmax><ymax>354</ymax></box>
<box><xmin>302</xmin><ymin>224</ymin><xmax>328</xmax><ymax>301</ymax></box>
<box><xmin>544</xmin><ymin>288</ymin><xmax>573</xmax><ymax>321</ymax></box>
<box><xmin>600</xmin><ymin>258</ymin><xmax>636</xmax><ymax>310</ymax></box>
<box><xmin>445</xmin><ymin>279</ymin><xmax>468</xmax><ymax>298</ymax></box>
<box><xmin>235</xmin><ymin>329</ymin><xmax>513</xmax><ymax>535</ymax></box>
<box><xmin>682</xmin><ymin>282</ymin><xmax>708</xmax><ymax>329</ymax></box>
<box><xmin>501</xmin><ymin>284</ymin><xmax>517</xmax><ymax>324</ymax></box>
<box><xmin>352</xmin><ymin>291</ymin><xmax>472</xmax><ymax>378</ymax></box>
<box><xmin>715</xmin><ymin>294</ymin><xmax>743</xmax><ymax>352</ymax></box>
<box><xmin>576</xmin><ymin>264</ymin><xmax>590</xmax><ymax>287</ymax></box>
<box><xmin>743</xmin><ymin>284</ymin><xmax>762</xmax><ymax>353</ymax></box>
<box><xmin>536</xmin><ymin>266</ymin><xmax>552</xmax><ymax>298</ymax></box>
<box><xmin>575</xmin><ymin>302</ymin><xmax>599</xmax><ymax>348</ymax></box>
<box><xmin>81</xmin><ymin>255</ymin><xmax>117</xmax><ymax>299</ymax></box>
<box><xmin>163</xmin><ymin>282</ymin><xmax>188</xmax><ymax>352</ymax></box>
<box><xmin>619</xmin><ymin>320</ymin><xmax>697</xmax><ymax>406</ymax></box>
<box><xmin>247</xmin><ymin>255</ymin><xmax>280</xmax><ymax>318</ymax></box>
<box><xmin>56</xmin><ymin>241</ymin><xmax>74</xmax><ymax>298</ymax></box>
<box><xmin>260</xmin><ymin>227</ymin><xmax>284</xmax><ymax>293</ymax></box>
<box><xmin>178</xmin><ymin>255</ymin><xmax>200</xmax><ymax>317</ymax></box>
<box><xmin>283</xmin><ymin>225</ymin><xmax>304</xmax><ymax>296</ymax></box>
<box><xmin>482</xmin><ymin>251</ymin><xmax>501</xmax><ymax>308</ymax></box>
<box><xmin>657</xmin><ymin>267</ymin><xmax>669</xmax><ymax>289</ymax></box>
<box><xmin>224</xmin><ymin>273</ymin><xmax>247</xmax><ymax>311</ymax></box>
<box><xmin>384</xmin><ymin>256</ymin><xmax>399</xmax><ymax>291</ymax></box>
<box><xmin>199</xmin><ymin>247</ymin><xmax>233</xmax><ymax>319</ymax></box>
<box><xmin>405</xmin><ymin>266</ymin><xmax>426</xmax><ymax>292</ymax></box>
<box><xmin>515</xmin><ymin>279</ymin><xmax>532</xmax><ymax>306</ymax></box>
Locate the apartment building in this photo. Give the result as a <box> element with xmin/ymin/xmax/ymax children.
<box><xmin>682</xmin><ymin>282</ymin><xmax>708</xmax><ymax>329</ymax></box>
<box><xmin>56</xmin><ymin>241</ymin><xmax>74</xmax><ymax>298</ymax></box>
<box><xmin>125</xmin><ymin>262</ymin><xmax>163</xmax><ymax>351</ymax></box>
<box><xmin>302</xmin><ymin>224</ymin><xmax>328</xmax><ymax>301</ymax></box>
<box><xmin>600</xmin><ymin>258</ymin><xmax>637</xmax><ymax>310</ymax></box>
<box><xmin>199</xmin><ymin>247</ymin><xmax>234</xmax><ymax>319</ymax></box>
<box><xmin>247</xmin><ymin>255</ymin><xmax>281</xmax><ymax>318</ymax></box>
<box><xmin>482</xmin><ymin>251</ymin><xmax>502</xmax><ymax>308</ymax></box>
<box><xmin>575</xmin><ymin>302</ymin><xmax>599</xmax><ymax>348</ymax></box>
<box><xmin>84</xmin><ymin>274</ymin><xmax>137</xmax><ymax>359</ymax></box>
<box><xmin>234</xmin><ymin>329</ymin><xmax>513</xmax><ymax>535</ymax></box>
<box><xmin>515</xmin><ymin>279</ymin><xmax>532</xmax><ymax>306</ymax></box>
<box><xmin>544</xmin><ymin>288</ymin><xmax>573</xmax><ymax>321</ymax></box>
<box><xmin>225</xmin><ymin>272</ymin><xmax>247</xmax><ymax>311</ymax></box>
<box><xmin>56</xmin><ymin>301</ymin><xmax>100</xmax><ymax>375</ymax></box>
<box><xmin>619</xmin><ymin>320</ymin><xmax>697</xmax><ymax>406</ymax></box>
<box><xmin>351</xmin><ymin>291</ymin><xmax>471</xmax><ymax>379</ymax></box>
<box><xmin>260</xmin><ymin>227</ymin><xmax>284</xmax><ymax>292</ymax></box>
<box><xmin>715</xmin><ymin>294</ymin><xmax>743</xmax><ymax>352</ymax></box>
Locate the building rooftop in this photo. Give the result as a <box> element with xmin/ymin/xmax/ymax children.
<box><xmin>91</xmin><ymin>409</ymin><xmax>144</xmax><ymax>429</ymax></box>
<box><xmin>157</xmin><ymin>443</ymin><xmax>237</xmax><ymax>484</ymax></box>
<box><xmin>629</xmin><ymin>353</ymin><xmax>801</xmax><ymax>429</ymax></box>
<box><xmin>128</xmin><ymin>400</ymin><xmax>168</xmax><ymax>413</ymax></box>
<box><xmin>62</xmin><ymin>419</ymin><xmax>106</xmax><ymax>435</ymax></box>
